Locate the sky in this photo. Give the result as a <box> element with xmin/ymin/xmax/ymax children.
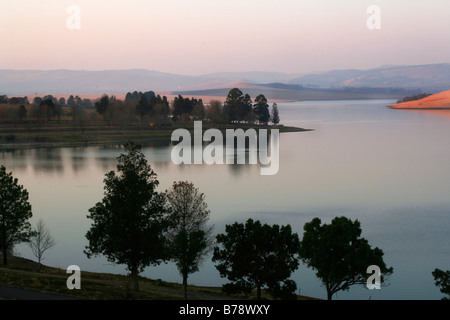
<box><xmin>0</xmin><ymin>0</ymin><xmax>449</xmax><ymax>76</ymax></box>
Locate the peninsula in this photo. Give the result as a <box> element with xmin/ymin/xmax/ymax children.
<box><xmin>387</xmin><ymin>90</ymin><xmax>450</xmax><ymax>109</ymax></box>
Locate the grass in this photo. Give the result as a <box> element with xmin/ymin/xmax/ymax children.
<box><xmin>0</xmin><ymin>256</ymin><xmax>318</xmax><ymax>300</ymax></box>
<box><xmin>0</xmin><ymin>256</ymin><xmax>230</xmax><ymax>300</ymax></box>
<box><xmin>0</xmin><ymin>114</ymin><xmax>310</xmax><ymax>150</ymax></box>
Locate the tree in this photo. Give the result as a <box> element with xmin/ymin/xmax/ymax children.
<box><xmin>192</xmin><ymin>101</ymin><xmax>205</xmax><ymax>121</ymax></box>
<box><xmin>59</xmin><ymin>97</ymin><xmax>66</xmax><ymax>106</ymax></box>
<box><xmin>152</xmin><ymin>97</ymin><xmax>170</xmax><ymax>125</ymax></box>
<box><xmin>172</xmin><ymin>95</ymin><xmax>201</xmax><ymax>120</ymax></box>
<box><xmin>134</xmin><ymin>91</ymin><xmax>157</xmax><ymax>123</ymax></box>
<box><xmin>0</xmin><ymin>165</ymin><xmax>33</xmax><ymax>265</ymax></box>
<box><xmin>432</xmin><ymin>268</ymin><xmax>450</xmax><ymax>300</ymax></box>
<box><xmin>224</xmin><ymin>88</ymin><xmax>254</xmax><ymax>123</ymax></box>
<box><xmin>95</xmin><ymin>94</ymin><xmax>110</xmax><ymax>116</ymax></box>
<box><xmin>253</xmin><ymin>94</ymin><xmax>270</xmax><ymax>124</ymax></box>
<box><xmin>271</xmin><ymin>103</ymin><xmax>280</xmax><ymax>125</ymax></box>
<box><xmin>33</xmin><ymin>97</ymin><xmax>42</xmax><ymax>106</ymax></box>
<box><xmin>67</xmin><ymin>95</ymin><xmax>75</xmax><ymax>107</ymax></box>
<box><xmin>30</xmin><ymin>104</ymin><xmax>44</xmax><ymax>123</ymax></box>
<box><xmin>212</xmin><ymin>219</ymin><xmax>300</xmax><ymax>300</ymax></box>
<box><xmin>136</xmin><ymin>93</ymin><xmax>151</xmax><ymax>122</ymax></box>
<box><xmin>84</xmin><ymin>141</ymin><xmax>170</xmax><ymax>291</ymax></box>
<box><xmin>172</xmin><ymin>229</ymin><xmax>207</xmax><ymax>299</ymax></box>
<box><xmin>71</xmin><ymin>104</ymin><xmax>88</xmax><ymax>133</ymax></box>
<box><xmin>298</xmin><ymin>216</ymin><xmax>393</xmax><ymax>300</ymax></box>
<box><xmin>28</xmin><ymin>218</ymin><xmax>56</xmax><ymax>270</ymax></box>
<box><xmin>40</xmin><ymin>98</ymin><xmax>56</xmax><ymax>121</ymax></box>
<box><xmin>18</xmin><ymin>105</ymin><xmax>27</xmax><ymax>121</ymax></box>
<box><xmin>0</xmin><ymin>95</ymin><xmax>8</xmax><ymax>104</ymax></box>
<box><xmin>206</xmin><ymin>100</ymin><xmax>223</xmax><ymax>124</ymax></box>
<box><xmin>165</xmin><ymin>181</ymin><xmax>214</xmax><ymax>299</ymax></box>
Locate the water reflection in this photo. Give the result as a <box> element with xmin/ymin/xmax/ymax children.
<box><xmin>410</xmin><ymin>109</ymin><xmax>450</xmax><ymax>120</ymax></box>
<box><xmin>0</xmin><ymin>130</ymin><xmax>279</xmax><ymax>176</ymax></box>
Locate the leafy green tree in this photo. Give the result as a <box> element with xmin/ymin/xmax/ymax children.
<box><xmin>95</xmin><ymin>94</ymin><xmax>110</xmax><ymax>116</ymax></box>
<box><xmin>30</xmin><ymin>104</ymin><xmax>44</xmax><ymax>123</ymax></box>
<box><xmin>67</xmin><ymin>95</ymin><xmax>75</xmax><ymax>107</ymax></box>
<box><xmin>75</xmin><ymin>95</ymin><xmax>83</xmax><ymax>106</ymax></box>
<box><xmin>40</xmin><ymin>98</ymin><xmax>56</xmax><ymax>121</ymax></box>
<box><xmin>299</xmin><ymin>216</ymin><xmax>393</xmax><ymax>300</ymax></box>
<box><xmin>213</xmin><ymin>219</ymin><xmax>300</xmax><ymax>299</ymax></box>
<box><xmin>59</xmin><ymin>97</ymin><xmax>66</xmax><ymax>106</ymax></box>
<box><xmin>0</xmin><ymin>165</ymin><xmax>33</xmax><ymax>266</ymax></box>
<box><xmin>84</xmin><ymin>142</ymin><xmax>170</xmax><ymax>291</ymax></box>
<box><xmin>33</xmin><ymin>97</ymin><xmax>42</xmax><ymax>106</ymax></box>
<box><xmin>165</xmin><ymin>181</ymin><xmax>213</xmax><ymax>299</ymax></box>
<box><xmin>146</xmin><ymin>94</ymin><xmax>170</xmax><ymax>125</ymax></box>
<box><xmin>241</xmin><ymin>93</ymin><xmax>253</xmax><ymax>122</ymax></box>
<box><xmin>171</xmin><ymin>229</ymin><xmax>207</xmax><ymax>299</ymax></box>
<box><xmin>225</xmin><ymin>88</ymin><xmax>253</xmax><ymax>123</ymax></box>
<box><xmin>154</xmin><ymin>96</ymin><xmax>170</xmax><ymax>124</ymax></box>
<box><xmin>6</xmin><ymin>96</ymin><xmax>28</xmax><ymax>105</ymax></box>
<box><xmin>205</xmin><ymin>100</ymin><xmax>223</xmax><ymax>124</ymax></box>
<box><xmin>192</xmin><ymin>101</ymin><xmax>205</xmax><ymax>121</ymax></box>
<box><xmin>271</xmin><ymin>103</ymin><xmax>280</xmax><ymax>125</ymax></box>
<box><xmin>136</xmin><ymin>94</ymin><xmax>151</xmax><ymax>122</ymax></box>
<box><xmin>18</xmin><ymin>105</ymin><xmax>27</xmax><ymax>121</ymax></box>
<box><xmin>432</xmin><ymin>268</ymin><xmax>450</xmax><ymax>300</ymax></box>
<box><xmin>172</xmin><ymin>95</ymin><xmax>202</xmax><ymax>120</ymax></box>
<box><xmin>253</xmin><ymin>94</ymin><xmax>270</xmax><ymax>124</ymax></box>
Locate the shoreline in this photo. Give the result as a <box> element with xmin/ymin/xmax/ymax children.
<box><xmin>388</xmin><ymin>106</ymin><xmax>450</xmax><ymax>110</ymax></box>
<box><xmin>0</xmin><ymin>123</ymin><xmax>312</xmax><ymax>151</ymax></box>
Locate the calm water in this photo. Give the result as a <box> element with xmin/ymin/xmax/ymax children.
<box><xmin>2</xmin><ymin>99</ymin><xmax>450</xmax><ymax>300</ymax></box>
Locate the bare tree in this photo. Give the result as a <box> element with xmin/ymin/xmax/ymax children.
<box><xmin>28</xmin><ymin>219</ymin><xmax>56</xmax><ymax>270</ymax></box>
<box><xmin>165</xmin><ymin>181</ymin><xmax>214</xmax><ymax>299</ymax></box>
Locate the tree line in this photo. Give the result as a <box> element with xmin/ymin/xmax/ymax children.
<box><xmin>396</xmin><ymin>92</ymin><xmax>432</xmax><ymax>104</ymax></box>
<box><xmin>1</xmin><ymin>142</ymin><xmax>448</xmax><ymax>300</ymax></box>
<box><xmin>92</xmin><ymin>88</ymin><xmax>280</xmax><ymax>126</ymax></box>
<box><xmin>0</xmin><ymin>88</ymin><xmax>280</xmax><ymax>127</ymax></box>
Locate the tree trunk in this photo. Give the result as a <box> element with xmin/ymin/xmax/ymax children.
<box><xmin>131</xmin><ymin>264</ymin><xmax>139</xmax><ymax>291</ymax></box>
<box><xmin>132</xmin><ymin>273</ymin><xmax>139</xmax><ymax>291</ymax></box>
<box><xmin>2</xmin><ymin>217</ymin><xmax>7</xmax><ymax>266</ymax></box>
<box><xmin>256</xmin><ymin>285</ymin><xmax>262</xmax><ymax>300</ymax></box>
<box><xmin>183</xmin><ymin>273</ymin><xmax>188</xmax><ymax>300</ymax></box>
<box><xmin>327</xmin><ymin>290</ymin><xmax>333</xmax><ymax>300</ymax></box>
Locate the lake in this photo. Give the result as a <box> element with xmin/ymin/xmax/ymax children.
<box><xmin>2</xmin><ymin>99</ymin><xmax>450</xmax><ymax>300</ymax></box>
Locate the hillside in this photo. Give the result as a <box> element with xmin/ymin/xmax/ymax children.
<box><xmin>288</xmin><ymin>64</ymin><xmax>450</xmax><ymax>92</ymax></box>
<box><xmin>172</xmin><ymin>83</ymin><xmax>419</xmax><ymax>103</ymax></box>
<box><xmin>0</xmin><ymin>69</ymin><xmax>212</xmax><ymax>95</ymax></box>
<box><xmin>387</xmin><ymin>90</ymin><xmax>450</xmax><ymax>109</ymax></box>
<box><xmin>0</xmin><ymin>256</ymin><xmax>318</xmax><ymax>300</ymax></box>
<box><xmin>1</xmin><ymin>63</ymin><xmax>449</xmax><ymax>97</ymax></box>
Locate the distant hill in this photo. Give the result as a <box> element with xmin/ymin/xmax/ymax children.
<box><xmin>288</xmin><ymin>64</ymin><xmax>450</xmax><ymax>92</ymax></box>
<box><xmin>202</xmin><ymin>71</ymin><xmax>302</xmax><ymax>84</ymax></box>
<box><xmin>0</xmin><ymin>69</ymin><xmax>304</xmax><ymax>96</ymax></box>
<box><xmin>387</xmin><ymin>90</ymin><xmax>450</xmax><ymax>109</ymax></box>
<box><xmin>1</xmin><ymin>63</ymin><xmax>449</xmax><ymax>98</ymax></box>
<box><xmin>0</xmin><ymin>69</ymin><xmax>213</xmax><ymax>95</ymax></box>
<box><xmin>171</xmin><ymin>82</ymin><xmax>420</xmax><ymax>102</ymax></box>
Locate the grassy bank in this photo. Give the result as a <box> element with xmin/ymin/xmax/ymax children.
<box><xmin>0</xmin><ymin>256</ymin><xmax>318</xmax><ymax>300</ymax></box>
<box><xmin>0</xmin><ymin>120</ymin><xmax>310</xmax><ymax>150</ymax></box>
